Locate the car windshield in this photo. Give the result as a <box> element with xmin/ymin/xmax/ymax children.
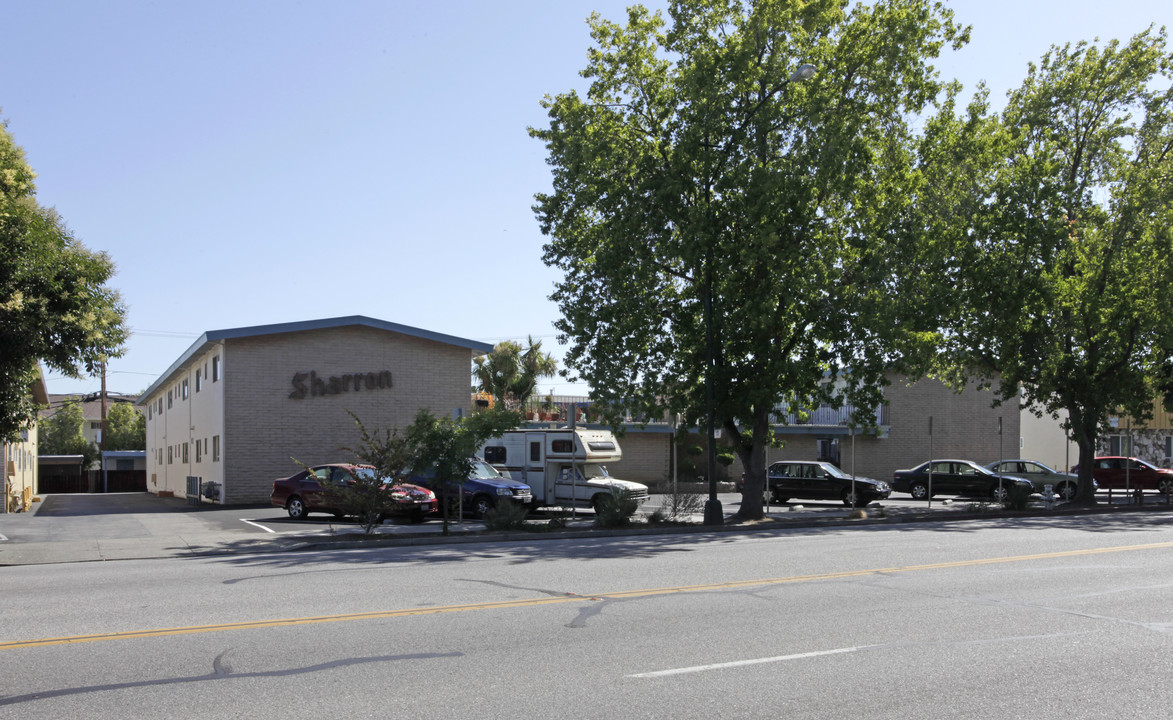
<box><xmin>820</xmin><ymin>463</ymin><xmax>851</xmax><ymax>479</ymax></box>
<box><xmin>469</xmin><ymin>459</ymin><xmax>502</xmax><ymax>479</ymax></box>
<box><xmin>564</xmin><ymin>465</ymin><xmax>610</xmax><ymax>481</ymax></box>
<box><xmin>351</xmin><ymin>467</ymin><xmax>395</xmax><ymax>483</ymax></box>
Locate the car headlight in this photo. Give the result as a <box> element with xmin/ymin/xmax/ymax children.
<box><xmin>497</xmin><ymin>487</ymin><xmax>513</xmax><ymax>496</ymax></box>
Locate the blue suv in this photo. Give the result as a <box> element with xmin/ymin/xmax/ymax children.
<box><xmin>407</xmin><ymin>458</ymin><xmax>532</xmax><ymax>519</ymax></box>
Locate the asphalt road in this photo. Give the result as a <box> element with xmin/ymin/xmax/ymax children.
<box><xmin>4</xmin><ymin>512</ymin><xmax>1173</xmax><ymax>719</ymax></box>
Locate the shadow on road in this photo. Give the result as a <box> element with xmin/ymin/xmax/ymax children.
<box><xmin>196</xmin><ymin>505</ymin><xmax>1173</xmax><ymax>574</ymax></box>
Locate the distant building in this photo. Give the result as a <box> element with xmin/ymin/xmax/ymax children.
<box><xmin>136</xmin><ymin>316</ymin><xmax>492</xmax><ymax>505</ymax></box>
<box><xmin>42</xmin><ymin>392</ymin><xmax>141</xmax><ymax>453</ymax></box>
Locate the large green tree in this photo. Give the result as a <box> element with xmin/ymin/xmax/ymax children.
<box><xmin>531</xmin><ymin>0</ymin><xmax>966</xmax><ymax>518</ymax></box>
<box><xmin>38</xmin><ymin>401</ymin><xmax>98</xmax><ymax>468</ymax></box>
<box><xmin>103</xmin><ymin>401</ymin><xmax>145</xmax><ymax>451</ymax></box>
<box><xmin>1</xmin><ymin>118</ymin><xmax>128</xmax><ymax>442</ymax></box>
<box><xmin>472</xmin><ymin>336</ymin><xmax>558</xmax><ymax>411</ymax></box>
<box><xmin>920</xmin><ymin>28</ymin><xmax>1173</xmax><ymax>505</ymax></box>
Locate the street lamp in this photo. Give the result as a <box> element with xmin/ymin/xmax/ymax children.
<box><xmin>702</xmin><ymin>61</ymin><xmax>817</xmax><ymax>526</ymax></box>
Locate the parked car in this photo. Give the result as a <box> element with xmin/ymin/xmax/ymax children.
<box><xmin>271</xmin><ymin>464</ymin><xmax>436</xmax><ymax>522</ymax></box>
<box><xmin>891</xmin><ymin>459</ymin><xmax>1033</xmax><ymax>501</ymax></box>
<box><xmin>765</xmin><ymin>461</ymin><xmax>891</xmax><ymax>507</ymax></box>
<box><xmin>985</xmin><ymin>459</ymin><xmax>1083</xmax><ymax>500</ymax></box>
<box><xmin>406</xmin><ymin>458</ymin><xmax>533</xmax><ymax>518</ymax></box>
<box><xmin>1073</xmin><ymin>456</ymin><xmax>1173</xmax><ymax>494</ymax></box>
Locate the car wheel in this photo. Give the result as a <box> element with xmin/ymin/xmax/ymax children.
<box><xmin>1055</xmin><ymin>482</ymin><xmax>1077</xmax><ymax>501</ymax></box>
<box><xmin>1158</xmin><ymin>478</ymin><xmax>1173</xmax><ymax>495</ymax></box>
<box><xmin>909</xmin><ymin>482</ymin><xmax>929</xmax><ymax>500</ymax></box>
<box><xmin>408</xmin><ymin>508</ymin><xmax>427</xmax><ymax>523</ymax></box>
<box><xmin>332</xmin><ymin>512</ymin><xmax>346</xmax><ymax>520</ymax></box>
<box><xmin>473</xmin><ymin>495</ymin><xmax>494</xmax><ymax>519</ymax></box>
<box><xmin>990</xmin><ymin>484</ymin><xmax>1010</xmax><ymax>502</ymax></box>
<box><xmin>770</xmin><ymin>492</ymin><xmax>789</xmax><ymax>504</ymax></box>
<box><xmin>841</xmin><ymin>489</ymin><xmax>866</xmax><ymax>508</ymax></box>
<box><xmin>286</xmin><ymin>496</ymin><xmax>308</xmax><ymax>520</ymax></box>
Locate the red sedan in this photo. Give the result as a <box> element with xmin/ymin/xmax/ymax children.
<box><xmin>271</xmin><ymin>463</ymin><xmax>436</xmax><ymax>522</ymax></box>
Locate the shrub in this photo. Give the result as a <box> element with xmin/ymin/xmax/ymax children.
<box><xmin>1002</xmin><ymin>484</ymin><xmax>1033</xmax><ymax>511</ymax></box>
<box><xmin>483</xmin><ymin>500</ymin><xmax>530</xmax><ymax>531</ymax></box>
<box><xmin>593</xmin><ymin>488</ymin><xmax>641</xmax><ymax>528</ymax></box>
<box><xmin>661</xmin><ymin>485</ymin><xmax>704</xmax><ymax>522</ymax></box>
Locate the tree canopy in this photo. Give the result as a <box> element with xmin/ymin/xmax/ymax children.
<box><xmin>919</xmin><ymin>27</ymin><xmax>1173</xmax><ymax>504</ymax></box>
<box><xmin>1</xmin><ymin>117</ymin><xmax>128</xmax><ymax>442</ymax></box>
<box><xmin>38</xmin><ymin>401</ymin><xmax>98</xmax><ymax>468</ymax></box>
<box><xmin>531</xmin><ymin>0</ymin><xmax>966</xmax><ymax>518</ymax></box>
<box><xmin>104</xmin><ymin>402</ymin><xmax>146</xmax><ymax>452</ymax></box>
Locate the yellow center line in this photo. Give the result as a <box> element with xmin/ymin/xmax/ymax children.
<box><xmin>4</xmin><ymin>540</ymin><xmax>1170</xmax><ymax>651</ymax></box>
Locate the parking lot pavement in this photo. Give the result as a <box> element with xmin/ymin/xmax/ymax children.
<box><xmin>3</xmin><ymin>490</ymin><xmax>1172</xmax><ymax>566</ymax></box>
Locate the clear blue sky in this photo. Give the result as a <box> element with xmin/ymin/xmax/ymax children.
<box><xmin>2</xmin><ymin>0</ymin><xmax>1167</xmax><ymax>398</ymax></box>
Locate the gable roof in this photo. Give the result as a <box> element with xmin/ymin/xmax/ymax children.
<box><xmin>137</xmin><ymin>316</ymin><xmax>494</xmax><ymax>404</ymax></box>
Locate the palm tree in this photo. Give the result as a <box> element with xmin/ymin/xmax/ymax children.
<box><xmin>473</xmin><ymin>337</ymin><xmax>557</xmax><ymax>411</ymax></box>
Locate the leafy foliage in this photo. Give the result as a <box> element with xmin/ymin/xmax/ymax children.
<box><xmin>324</xmin><ymin>413</ymin><xmax>417</xmax><ymax>534</ymax></box>
<box><xmin>592</xmin><ymin>488</ymin><xmax>641</xmax><ymax>528</ymax></box>
<box><xmin>472</xmin><ymin>337</ymin><xmax>558</xmax><ymax>411</ymax></box>
<box><xmin>531</xmin><ymin>0</ymin><xmax>967</xmax><ymax>518</ymax></box>
<box><xmin>918</xmin><ymin>27</ymin><xmax>1173</xmax><ymax>504</ymax></box>
<box><xmin>404</xmin><ymin>408</ymin><xmax>522</xmax><ymax>534</ymax></box>
<box><xmin>104</xmin><ymin>402</ymin><xmax>145</xmax><ymax>451</ymax></box>
<box><xmin>1</xmin><ymin>118</ymin><xmax>128</xmax><ymax>442</ymax></box>
<box><xmin>38</xmin><ymin>401</ymin><xmax>98</xmax><ymax>468</ymax></box>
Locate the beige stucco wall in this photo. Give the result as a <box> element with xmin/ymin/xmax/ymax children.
<box><xmin>222</xmin><ymin>325</ymin><xmax>476</xmax><ymax>504</ymax></box>
<box><xmin>144</xmin><ymin>345</ymin><xmax>227</xmax><ymax>499</ymax></box>
<box><xmin>4</xmin><ymin>423</ymin><xmax>39</xmax><ymax>510</ymax></box>
<box><xmin>624</xmin><ymin>375</ymin><xmax>1021</xmax><ymax>488</ymax></box>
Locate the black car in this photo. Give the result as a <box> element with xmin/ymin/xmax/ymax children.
<box><xmin>891</xmin><ymin>459</ymin><xmax>1033</xmax><ymax>501</ymax></box>
<box><xmin>765</xmin><ymin>461</ymin><xmax>890</xmax><ymax>507</ymax></box>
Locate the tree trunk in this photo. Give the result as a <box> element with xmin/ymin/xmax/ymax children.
<box><xmin>1070</xmin><ymin>411</ymin><xmax>1099</xmax><ymax>506</ymax></box>
<box><xmin>733</xmin><ymin>406</ymin><xmax>772</xmax><ymax>520</ymax></box>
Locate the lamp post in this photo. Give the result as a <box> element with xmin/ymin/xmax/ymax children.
<box><xmin>702</xmin><ymin>61</ymin><xmax>816</xmax><ymax>526</ymax></box>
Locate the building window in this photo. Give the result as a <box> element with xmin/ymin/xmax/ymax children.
<box><xmin>167</xmin><ymin>446</ymin><xmax>173</xmax><ymax>464</ymax></box>
<box><xmin>1108</xmin><ymin>435</ymin><xmax>1133</xmax><ymax>456</ymax></box>
<box><xmin>90</xmin><ymin>421</ymin><xmax>101</xmax><ymax>430</ymax></box>
<box><xmin>148</xmin><ymin>405</ymin><xmax>152</xmax><ymax>420</ymax></box>
<box><xmin>167</xmin><ymin>390</ymin><xmax>172</xmax><ymax>409</ymax></box>
<box><xmin>484</xmin><ymin>446</ymin><xmax>506</xmax><ymax>464</ymax></box>
<box><xmin>195</xmin><ymin>369</ymin><xmax>202</xmax><ymax>392</ymax></box>
<box><xmin>212</xmin><ymin>435</ymin><xmax>220</xmax><ymax>462</ymax></box>
<box><xmin>195</xmin><ymin>441</ymin><xmax>202</xmax><ymax>462</ymax></box>
<box><xmin>182</xmin><ymin>379</ymin><xmax>189</xmax><ymax>400</ymax></box>
<box><xmin>1165</xmin><ymin>436</ymin><xmax>1172</xmax><ymax>462</ymax></box>
<box><xmin>158</xmin><ymin>448</ymin><xmax>163</xmax><ymax>465</ymax></box>
<box><xmin>182</xmin><ymin>442</ymin><xmax>189</xmax><ymax>463</ymax></box>
<box><xmin>212</xmin><ymin>355</ymin><xmax>221</xmax><ymax>382</ymax></box>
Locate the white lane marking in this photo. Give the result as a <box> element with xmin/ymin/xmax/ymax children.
<box><xmin>628</xmin><ymin>645</ymin><xmax>877</xmax><ymax>678</ymax></box>
<box><xmin>240</xmin><ymin>519</ymin><xmax>275</xmax><ymax>533</ymax></box>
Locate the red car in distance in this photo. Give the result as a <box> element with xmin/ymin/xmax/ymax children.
<box><xmin>271</xmin><ymin>463</ymin><xmax>436</xmax><ymax>522</ymax></box>
<box><xmin>1074</xmin><ymin>456</ymin><xmax>1173</xmax><ymax>495</ymax></box>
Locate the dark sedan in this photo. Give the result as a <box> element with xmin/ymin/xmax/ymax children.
<box><xmin>766</xmin><ymin>460</ymin><xmax>891</xmax><ymax>507</ymax></box>
<box><xmin>271</xmin><ymin>463</ymin><xmax>436</xmax><ymax>522</ymax></box>
<box><xmin>985</xmin><ymin>459</ymin><xmax>1083</xmax><ymax>500</ymax></box>
<box><xmin>892</xmin><ymin>459</ymin><xmax>1033</xmax><ymax>501</ymax></box>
